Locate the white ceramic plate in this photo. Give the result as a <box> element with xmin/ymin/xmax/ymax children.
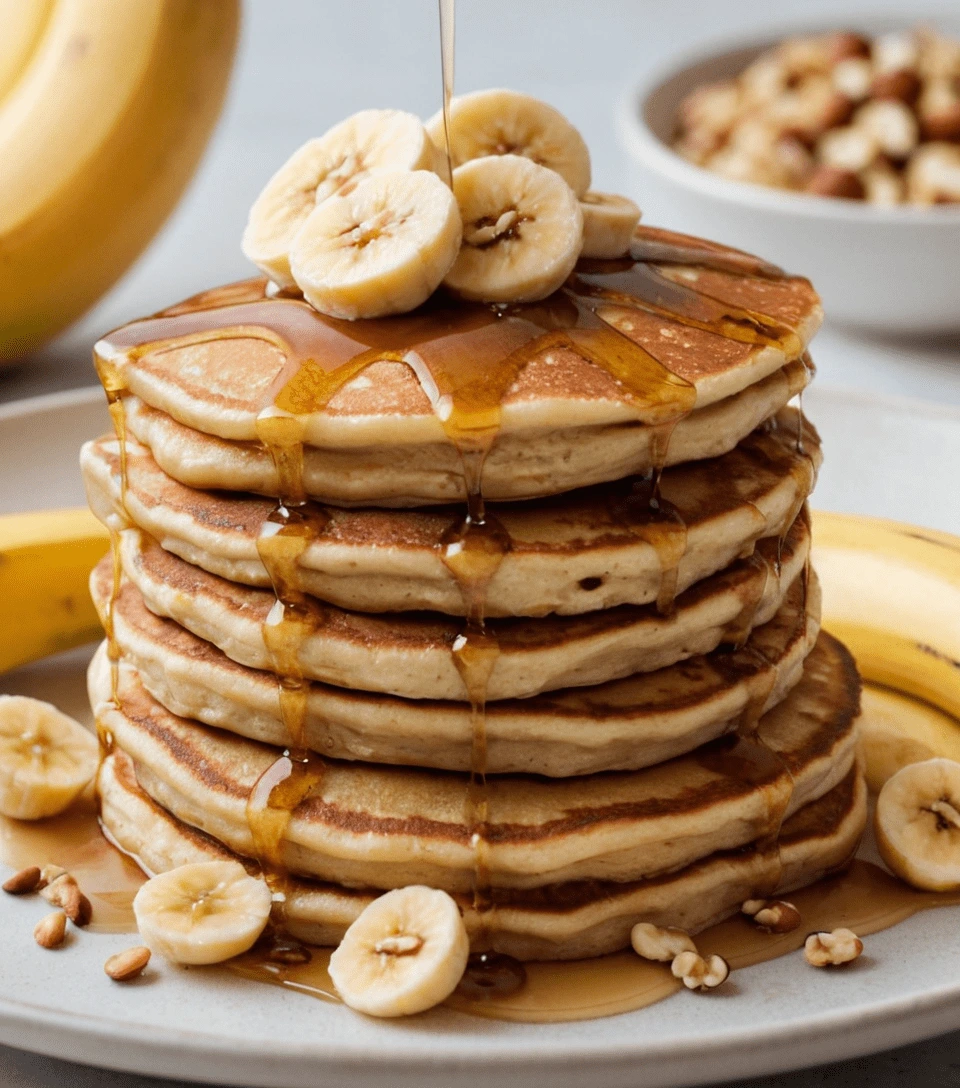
<box><xmin>1</xmin><ymin>385</ymin><xmax>960</xmax><ymax>1088</ymax></box>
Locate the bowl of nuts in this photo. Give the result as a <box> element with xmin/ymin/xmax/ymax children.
<box><xmin>619</xmin><ymin>19</ymin><xmax>960</xmax><ymax>332</ymax></box>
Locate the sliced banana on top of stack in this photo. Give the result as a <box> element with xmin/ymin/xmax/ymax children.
<box><xmin>243</xmin><ymin>108</ymin><xmax>441</xmax><ymax>289</ymax></box>
<box><xmin>445</xmin><ymin>154</ymin><xmax>583</xmax><ymax>303</ymax></box>
<box><xmin>579</xmin><ymin>191</ymin><xmax>642</xmax><ymax>259</ymax></box>
<box><xmin>425</xmin><ymin>87</ymin><xmax>592</xmax><ymax>196</ymax></box>
<box><xmin>291</xmin><ymin>171</ymin><xmax>462</xmax><ymax>320</ymax></box>
<box><xmin>243</xmin><ymin>89</ymin><xmax>643</xmax><ymax>318</ymax></box>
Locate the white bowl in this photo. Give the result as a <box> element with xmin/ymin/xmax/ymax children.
<box><xmin>617</xmin><ymin>18</ymin><xmax>960</xmax><ymax>334</ymax></box>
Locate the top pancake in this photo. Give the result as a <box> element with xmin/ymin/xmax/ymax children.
<box><xmin>97</xmin><ymin>226</ymin><xmax>822</xmax><ymax>450</ymax></box>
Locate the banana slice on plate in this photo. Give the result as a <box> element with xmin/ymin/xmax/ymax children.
<box><xmin>133</xmin><ymin>861</ymin><xmax>272</xmax><ymax>965</ymax></box>
<box><xmin>328</xmin><ymin>885</ymin><xmax>469</xmax><ymax>1017</ymax></box>
<box><xmin>289</xmin><ymin>170</ymin><xmax>461</xmax><ymax>319</ymax></box>
<box><xmin>0</xmin><ymin>696</ymin><xmax>98</xmax><ymax>820</ymax></box>
<box><xmin>579</xmin><ymin>191</ymin><xmax>642</xmax><ymax>258</ymax></box>
<box><xmin>875</xmin><ymin>758</ymin><xmax>960</xmax><ymax>891</ymax></box>
<box><xmin>426</xmin><ymin>88</ymin><xmax>592</xmax><ymax>196</ymax></box>
<box><xmin>444</xmin><ymin>154</ymin><xmax>583</xmax><ymax>303</ymax></box>
<box><xmin>243</xmin><ymin>109</ymin><xmax>439</xmax><ymax>288</ymax></box>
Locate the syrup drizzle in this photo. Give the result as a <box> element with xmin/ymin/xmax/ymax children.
<box><xmin>247</xmin><ymin>417</ymin><xmax>330</xmax><ymax>916</ymax></box>
<box><xmin>438</xmin><ymin>0</ymin><xmax>455</xmax><ymax>186</ymax></box>
<box><xmin>91</xmin><ymin>352</ymin><xmax>129</xmax><ymax>753</ymax></box>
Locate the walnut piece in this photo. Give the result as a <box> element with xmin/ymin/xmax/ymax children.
<box><xmin>804</xmin><ymin>928</ymin><xmax>864</xmax><ymax>967</ymax></box>
<box><xmin>40</xmin><ymin>874</ymin><xmax>92</xmax><ymax>927</ymax></box>
<box><xmin>671</xmin><ymin>950</ymin><xmax>730</xmax><ymax>991</ymax></box>
<box><xmin>631</xmin><ymin>922</ymin><xmax>697</xmax><ymax>962</ymax></box>
<box><xmin>742</xmin><ymin>899</ymin><xmax>803</xmax><ymax>934</ymax></box>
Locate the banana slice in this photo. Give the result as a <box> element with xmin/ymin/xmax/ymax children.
<box><xmin>0</xmin><ymin>696</ymin><xmax>98</xmax><ymax>820</ymax></box>
<box><xmin>328</xmin><ymin>885</ymin><xmax>469</xmax><ymax>1017</ymax></box>
<box><xmin>444</xmin><ymin>154</ymin><xmax>583</xmax><ymax>304</ymax></box>
<box><xmin>579</xmin><ymin>191</ymin><xmax>641</xmax><ymax>258</ymax></box>
<box><xmin>875</xmin><ymin>758</ymin><xmax>960</xmax><ymax>891</ymax></box>
<box><xmin>426</xmin><ymin>88</ymin><xmax>592</xmax><ymax>196</ymax></box>
<box><xmin>289</xmin><ymin>170</ymin><xmax>461</xmax><ymax>319</ymax></box>
<box><xmin>133</xmin><ymin>861</ymin><xmax>272</xmax><ymax>965</ymax></box>
<box><xmin>242</xmin><ymin>109</ymin><xmax>439</xmax><ymax>288</ymax></box>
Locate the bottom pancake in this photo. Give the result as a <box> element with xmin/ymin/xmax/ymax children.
<box><xmin>89</xmin><ymin>633</ymin><xmax>860</xmax><ymax>893</ymax></box>
<box><xmin>98</xmin><ymin>750</ymin><xmax>866</xmax><ymax>961</ymax></box>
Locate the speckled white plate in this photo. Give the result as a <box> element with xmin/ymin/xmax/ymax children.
<box><xmin>1</xmin><ymin>385</ymin><xmax>959</xmax><ymax>1088</ymax></box>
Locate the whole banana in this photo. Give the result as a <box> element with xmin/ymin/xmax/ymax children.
<box><xmin>0</xmin><ymin>0</ymin><xmax>239</xmax><ymax>363</ymax></box>
<box><xmin>0</xmin><ymin>508</ymin><xmax>108</xmax><ymax>674</ymax></box>
<box><xmin>814</xmin><ymin>511</ymin><xmax>960</xmax><ymax>722</ymax></box>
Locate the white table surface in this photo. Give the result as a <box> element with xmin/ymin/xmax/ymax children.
<box><xmin>0</xmin><ymin>1</ymin><xmax>958</xmax><ymax>1084</ymax></box>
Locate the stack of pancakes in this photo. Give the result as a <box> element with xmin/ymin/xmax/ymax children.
<box><xmin>82</xmin><ymin>227</ymin><xmax>865</xmax><ymax>961</ymax></box>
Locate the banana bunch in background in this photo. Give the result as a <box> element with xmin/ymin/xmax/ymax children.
<box><xmin>0</xmin><ymin>0</ymin><xmax>239</xmax><ymax>363</ymax></box>
<box><xmin>0</xmin><ymin>508</ymin><xmax>107</xmax><ymax>674</ymax></box>
<box><xmin>814</xmin><ymin>511</ymin><xmax>960</xmax><ymax>791</ymax></box>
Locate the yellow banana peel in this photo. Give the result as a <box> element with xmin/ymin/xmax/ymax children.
<box><xmin>814</xmin><ymin>511</ymin><xmax>960</xmax><ymax>724</ymax></box>
<box><xmin>0</xmin><ymin>507</ymin><xmax>108</xmax><ymax>674</ymax></box>
<box><xmin>0</xmin><ymin>0</ymin><xmax>240</xmax><ymax>362</ymax></box>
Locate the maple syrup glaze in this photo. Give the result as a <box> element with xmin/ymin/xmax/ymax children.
<box><xmin>247</xmin><ymin>423</ymin><xmax>329</xmax><ymax>921</ymax></box>
<box><xmin>91</xmin><ymin>354</ymin><xmax>130</xmax><ymax>754</ymax></box>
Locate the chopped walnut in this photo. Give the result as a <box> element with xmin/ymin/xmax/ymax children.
<box><xmin>630</xmin><ymin>922</ymin><xmax>696</xmax><ymax>962</ymax></box>
<box><xmin>804</xmin><ymin>928</ymin><xmax>864</xmax><ymax>967</ymax></box>
<box><xmin>906</xmin><ymin>142</ymin><xmax>960</xmax><ymax>203</ymax></box>
<box><xmin>671</xmin><ymin>950</ymin><xmax>730</xmax><ymax>991</ymax></box>
<box><xmin>672</xmin><ymin>24</ymin><xmax>960</xmax><ymax>205</ymax></box>
<box><xmin>742</xmin><ymin>899</ymin><xmax>803</xmax><ymax>933</ymax></box>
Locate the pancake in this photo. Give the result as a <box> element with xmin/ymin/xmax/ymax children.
<box><xmin>82</xmin><ymin>409</ymin><xmax>820</xmax><ymax>617</ymax></box>
<box><xmin>98</xmin><ymin>230</ymin><xmax>822</xmax><ymax>449</ymax></box>
<box><xmin>97</xmin><ymin>751</ymin><xmax>865</xmax><ymax>960</ymax></box>
<box><xmin>89</xmin><ymin>632</ymin><xmax>860</xmax><ymax>894</ymax></box>
<box><xmin>89</xmin><ymin>571</ymin><xmax>821</xmax><ymax>776</ymax></box>
<box><xmin>120</xmin><ymin>358</ymin><xmax>811</xmax><ymax>506</ymax></box>
<box><xmin>109</xmin><ymin>512</ymin><xmax>810</xmax><ymax>702</ymax></box>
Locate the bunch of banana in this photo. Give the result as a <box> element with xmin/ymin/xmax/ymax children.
<box><xmin>0</xmin><ymin>507</ymin><xmax>108</xmax><ymax>674</ymax></box>
<box><xmin>814</xmin><ymin>510</ymin><xmax>960</xmax><ymax>791</ymax></box>
<box><xmin>242</xmin><ymin>89</ymin><xmax>642</xmax><ymax>319</ymax></box>
<box><xmin>0</xmin><ymin>0</ymin><xmax>239</xmax><ymax>363</ymax></box>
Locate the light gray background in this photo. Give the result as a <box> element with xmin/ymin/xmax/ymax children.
<box><xmin>1</xmin><ymin>0</ymin><xmax>959</xmax><ymax>1085</ymax></box>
